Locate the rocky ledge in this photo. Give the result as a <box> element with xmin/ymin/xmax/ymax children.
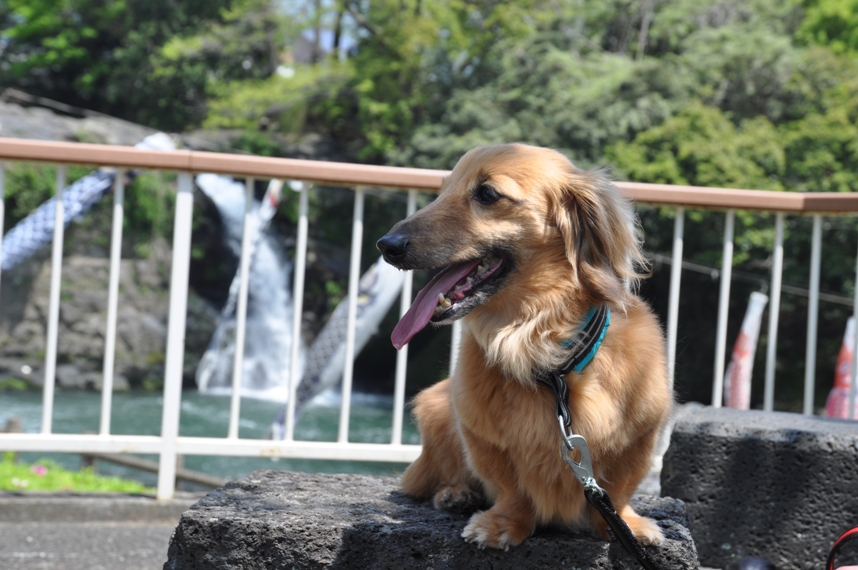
<box><xmin>164</xmin><ymin>470</ymin><xmax>698</xmax><ymax>569</ymax></box>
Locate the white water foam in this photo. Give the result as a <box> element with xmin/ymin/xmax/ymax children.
<box><xmin>195</xmin><ymin>174</ymin><xmax>304</xmax><ymax>401</ymax></box>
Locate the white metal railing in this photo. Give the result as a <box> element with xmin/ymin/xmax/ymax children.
<box><xmin>41</xmin><ymin>166</ymin><xmax>65</xmax><ymax>435</ymax></box>
<box><xmin>285</xmin><ymin>181</ymin><xmax>309</xmax><ymax>442</ymax></box>
<box><xmin>99</xmin><ymin>169</ymin><xmax>124</xmax><ymax>436</ymax></box>
<box><xmin>711</xmin><ymin>209</ymin><xmax>734</xmax><ymax>408</ymax></box>
<box><xmin>666</xmin><ymin>208</ymin><xmax>684</xmax><ymax>390</ymax></box>
<box><xmin>1</xmin><ymin>138</ymin><xmax>857</xmax><ymax>500</ymax></box>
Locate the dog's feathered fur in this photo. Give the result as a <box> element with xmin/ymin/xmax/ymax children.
<box><xmin>383</xmin><ymin>144</ymin><xmax>672</xmax><ymax>550</ymax></box>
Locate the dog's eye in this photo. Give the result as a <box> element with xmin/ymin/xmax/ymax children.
<box><xmin>474</xmin><ymin>184</ymin><xmax>501</xmax><ymax>205</ymax></box>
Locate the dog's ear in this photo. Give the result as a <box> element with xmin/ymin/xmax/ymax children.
<box><xmin>551</xmin><ymin>169</ymin><xmax>649</xmax><ymax>306</ymax></box>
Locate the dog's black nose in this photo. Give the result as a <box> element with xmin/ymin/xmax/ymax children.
<box><xmin>377</xmin><ymin>233</ymin><xmax>409</xmax><ymax>262</ymax></box>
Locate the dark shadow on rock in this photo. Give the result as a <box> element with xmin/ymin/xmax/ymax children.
<box><xmin>330</xmin><ymin>491</ymin><xmax>697</xmax><ymax>569</ymax></box>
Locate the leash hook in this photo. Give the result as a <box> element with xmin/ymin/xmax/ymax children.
<box><xmin>558</xmin><ymin>415</ymin><xmax>599</xmax><ymax>491</ymax></box>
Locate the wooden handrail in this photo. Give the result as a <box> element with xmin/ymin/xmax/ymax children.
<box><xmin>616</xmin><ymin>182</ymin><xmax>843</xmax><ymax>213</ymax></box>
<box><xmin>0</xmin><ymin>137</ymin><xmax>447</xmax><ymax>190</ymax></box>
<box><xmin>0</xmin><ymin>136</ymin><xmax>855</xmax><ymax>213</ymax></box>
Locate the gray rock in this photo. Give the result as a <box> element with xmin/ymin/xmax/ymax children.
<box><xmin>56</xmin><ymin>364</ymin><xmax>85</xmax><ymax>389</ymax></box>
<box><xmin>661</xmin><ymin>406</ymin><xmax>858</xmax><ymax>570</ymax></box>
<box><xmin>0</xmin><ymin>101</ymin><xmax>155</xmax><ymax>145</ymax></box>
<box><xmin>165</xmin><ymin>470</ymin><xmax>698</xmax><ymax>569</ymax></box>
<box><xmin>96</xmin><ymin>374</ymin><xmax>130</xmax><ymax>392</ymax></box>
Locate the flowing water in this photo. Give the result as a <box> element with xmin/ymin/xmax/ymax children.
<box><xmin>195</xmin><ymin>174</ymin><xmax>303</xmax><ymax>401</ymax></box>
<box><xmin>1</xmin><ymin>390</ymin><xmax>420</xmax><ymax>489</ymax></box>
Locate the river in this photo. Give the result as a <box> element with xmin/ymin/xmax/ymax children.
<box><xmin>1</xmin><ymin>389</ymin><xmax>420</xmax><ymax>489</ymax></box>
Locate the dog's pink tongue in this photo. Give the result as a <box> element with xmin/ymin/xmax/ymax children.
<box><xmin>391</xmin><ymin>259</ymin><xmax>481</xmax><ymax>350</ymax></box>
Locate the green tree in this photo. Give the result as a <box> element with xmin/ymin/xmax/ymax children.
<box><xmin>606</xmin><ymin>101</ymin><xmax>785</xmax><ymax>189</ymax></box>
<box><xmin>0</xmin><ymin>0</ymin><xmax>286</xmax><ymax>131</ymax></box>
<box><xmin>387</xmin><ymin>1</ymin><xmax>813</xmax><ymax>169</ymax></box>
<box><xmin>797</xmin><ymin>0</ymin><xmax>858</xmax><ymax>54</ymax></box>
<box><xmin>392</xmin><ymin>38</ymin><xmax>693</xmax><ymax>169</ymax></box>
<box><xmin>210</xmin><ymin>0</ymin><xmax>556</xmax><ymax>162</ymax></box>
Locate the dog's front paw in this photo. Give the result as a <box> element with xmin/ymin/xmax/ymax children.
<box><xmin>461</xmin><ymin>509</ymin><xmax>533</xmax><ymax>551</ymax></box>
<box><xmin>433</xmin><ymin>484</ymin><xmax>482</xmax><ymax>514</ymax></box>
<box><xmin>627</xmin><ymin>514</ymin><xmax>665</xmax><ymax>546</ymax></box>
<box><xmin>614</xmin><ymin>505</ymin><xmax>665</xmax><ymax>546</ymax></box>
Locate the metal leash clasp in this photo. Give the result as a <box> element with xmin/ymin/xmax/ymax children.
<box><xmin>558</xmin><ymin>415</ymin><xmax>599</xmax><ymax>491</ymax></box>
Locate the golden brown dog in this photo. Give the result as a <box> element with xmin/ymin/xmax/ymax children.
<box><xmin>376</xmin><ymin>144</ymin><xmax>672</xmax><ymax>550</ymax></box>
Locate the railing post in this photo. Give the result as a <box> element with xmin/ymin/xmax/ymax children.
<box><xmin>803</xmin><ymin>215</ymin><xmax>822</xmax><ymax>416</ymax></box>
<box><xmin>157</xmin><ymin>172</ymin><xmax>194</xmax><ymax>501</ymax></box>
<box><xmin>285</xmin><ymin>182</ymin><xmax>310</xmax><ymax>442</ymax></box>
<box><xmin>851</xmin><ymin>235</ymin><xmax>858</xmax><ymax>421</ymax></box>
<box><xmin>338</xmin><ymin>186</ymin><xmax>365</xmax><ymax>443</ymax></box>
<box><xmin>712</xmin><ymin>209</ymin><xmax>735</xmax><ymax>407</ymax></box>
<box><xmin>0</xmin><ymin>165</ymin><xmax>5</xmax><ymax>292</ymax></box>
<box><xmin>391</xmin><ymin>190</ymin><xmax>416</xmax><ymax>446</ymax></box>
<box><xmin>667</xmin><ymin>208</ymin><xmax>684</xmax><ymax>388</ymax></box>
<box><xmin>764</xmin><ymin>213</ymin><xmax>785</xmax><ymax>412</ymax></box>
<box><xmin>227</xmin><ymin>177</ymin><xmax>255</xmax><ymax>439</ymax></box>
<box><xmin>99</xmin><ymin>170</ymin><xmax>125</xmax><ymax>435</ymax></box>
<box><xmin>42</xmin><ymin>166</ymin><xmax>66</xmax><ymax>435</ymax></box>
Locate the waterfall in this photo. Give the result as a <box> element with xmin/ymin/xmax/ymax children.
<box><xmin>195</xmin><ymin>174</ymin><xmax>303</xmax><ymax>401</ymax></box>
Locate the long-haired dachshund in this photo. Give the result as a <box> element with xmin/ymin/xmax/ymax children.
<box><xmin>377</xmin><ymin>144</ymin><xmax>672</xmax><ymax>550</ymax></box>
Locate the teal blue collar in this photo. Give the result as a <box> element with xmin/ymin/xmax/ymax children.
<box><xmin>534</xmin><ymin>305</ymin><xmax>610</xmax><ymax>428</ymax></box>
<box><xmin>557</xmin><ymin>306</ymin><xmax>610</xmax><ymax>374</ymax></box>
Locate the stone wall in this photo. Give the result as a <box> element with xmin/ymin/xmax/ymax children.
<box><xmin>0</xmin><ymin>245</ymin><xmax>217</xmax><ymax>390</ymax></box>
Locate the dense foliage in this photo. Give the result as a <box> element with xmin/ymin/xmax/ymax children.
<box><xmin>0</xmin><ymin>0</ymin><xmax>286</xmax><ymax>130</ymax></box>
<box><xmin>3</xmin><ymin>0</ymin><xmax>858</xmax><ymax>407</ymax></box>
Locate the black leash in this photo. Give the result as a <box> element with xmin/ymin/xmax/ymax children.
<box><xmin>539</xmin><ymin>380</ymin><xmax>663</xmax><ymax>570</ymax></box>
<box><xmin>583</xmin><ymin>478</ymin><xmax>662</xmax><ymax>570</ymax></box>
<box><xmin>536</xmin><ymin>306</ymin><xmax>664</xmax><ymax>570</ymax></box>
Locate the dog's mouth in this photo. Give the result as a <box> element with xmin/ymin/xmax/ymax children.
<box><xmin>391</xmin><ymin>253</ymin><xmax>508</xmax><ymax>349</ymax></box>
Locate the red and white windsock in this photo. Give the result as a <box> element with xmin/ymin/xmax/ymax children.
<box><xmin>724</xmin><ymin>292</ymin><xmax>769</xmax><ymax>409</ymax></box>
<box><xmin>825</xmin><ymin>317</ymin><xmax>858</xmax><ymax>419</ymax></box>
